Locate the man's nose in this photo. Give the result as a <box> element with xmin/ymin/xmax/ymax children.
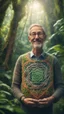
<box><xmin>35</xmin><ymin>34</ymin><xmax>39</xmax><ymax>38</ymax></box>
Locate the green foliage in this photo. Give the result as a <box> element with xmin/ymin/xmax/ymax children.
<box><xmin>48</xmin><ymin>18</ymin><xmax>64</xmax><ymax>55</ymax></box>
<box><xmin>53</xmin><ymin>99</ymin><xmax>64</xmax><ymax>114</ymax></box>
<box><xmin>12</xmin><ymin>39</ymin><xmax>31</xmax><ymax>69</ymax></box>
<box><xmin>1</xmin><ymin>3</ymin><xmax>13</xmax><ymax>42</ymax></box>
<box><xmin>0</xmin><ymin>71</ymin><xmax>25</xmax><ymax>114</ymax></box>
<box><xmin>54</xmin><ymin>18</ymin><xmax>64</xmax><ymax>34</ymax></box>
<box><xmin>54</xmin><ymin>0</ymin><xmax>64</xmax><ymax>18</ymax></box>
<box><xmin>47</xmin><ymin>18</ymin><xmax>64</xmax><ymax>114</ymax></box>
<box><xmin>48</xmin><ymin>18</ymin><xmax>64</xmax><ymax>72</ymax></box>
<box><xmin>0</xmin><ymin>4</ymin><xmax>14</xmax><ymax>65</ymax></box>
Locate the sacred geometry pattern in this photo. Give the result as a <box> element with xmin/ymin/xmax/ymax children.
<box><xmin>24</xmin><ymin>62</ymin><xmax>51</xmax><ymax>90</ymax></box>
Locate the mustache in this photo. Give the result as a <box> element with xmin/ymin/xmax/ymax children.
<box><xmin>31</xmin><ymin>38</ymin><xmax>42</xmax><ymax>42</ymax></box>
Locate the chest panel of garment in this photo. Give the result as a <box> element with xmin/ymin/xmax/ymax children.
<box><xmin>21</xmin><ymin>53</ymin><xmax>54</xmax><ymax>99</ymax></box>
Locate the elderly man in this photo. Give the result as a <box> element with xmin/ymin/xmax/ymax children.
<box><xmin>12</xmin><ymin>24</ymin><xmax>64</xmax><ymax>114</ymax></box>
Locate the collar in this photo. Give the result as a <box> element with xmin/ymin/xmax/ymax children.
<box><xmin>30</xmin><ymin>51</ymin><xmax>45</xmax><ymax>59</ymax></box>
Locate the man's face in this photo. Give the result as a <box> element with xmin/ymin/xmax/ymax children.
<box><xmin>28</xmin><ymin>26</ymin><xmax>46</xmax><ymax>49</ymax></box>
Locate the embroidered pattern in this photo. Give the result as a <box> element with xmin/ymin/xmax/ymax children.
<box><xmin>21</xmin><ymin>52</ymin><xmax>54</xmax><ymax>99</ymax></box>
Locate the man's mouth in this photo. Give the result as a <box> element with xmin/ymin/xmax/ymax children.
<box><xmin>32</xmin><ymin>39</ymin><xmax>41</xmax><ymax>43</ymax></box>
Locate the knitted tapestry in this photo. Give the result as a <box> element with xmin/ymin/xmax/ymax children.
<box><xmin>21</xmin><ymin>52</ymin><xmax>54</xmax><ymax>99</ymax></box>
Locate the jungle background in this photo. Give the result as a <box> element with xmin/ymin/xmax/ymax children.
<box><xmin>0</xmin><ymin>0</ymin><xmax>64</xmax><ymax>114</ymax></box>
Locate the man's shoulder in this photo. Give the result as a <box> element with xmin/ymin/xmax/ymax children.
<box><xmin>21</xmin><ymin>52</ymin><xmax>30</xmax><ymax>57</ymax></box>
<box><xmin>18</xmin><ymin>52</ymin><xmax>30</xmax><ymax>59</ymax></box>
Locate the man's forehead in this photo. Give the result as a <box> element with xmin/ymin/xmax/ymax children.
<box><xmin>30</xmin><ymin>26</ymin><xmax>43</xmax><ymax>32</ymax></box>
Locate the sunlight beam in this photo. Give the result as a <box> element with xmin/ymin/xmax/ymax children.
<box><xmin>33</xmin><ymin>1</ymin><xmax>41</xmax><ymax>10</ymax></box>
<box><xmin>29</xmin><ymin>1</ymin><xmax>42</xmax><ymax>11</ymax></box>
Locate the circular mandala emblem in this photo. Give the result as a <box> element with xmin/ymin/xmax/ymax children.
<box><xmin>25</xmin><ymin>62</ymin><xmax>51</xmax><ymax>90</ymax></box>
<box><xmin>30</xmin><ymin>68</ymin><xmax>44</xmax><ymax>84</ymax></box>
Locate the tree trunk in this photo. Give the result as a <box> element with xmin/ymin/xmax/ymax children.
<box><xmin>54</xmin><ymin>0</ymin><xmax>64</xmax><ymax>18</ymax></box>
<box><xmin>3</xmin><ymin>0</ymin><xmax>28</xmax><ymax>69</ymax></box>
<box><xmin>0</xmin><ymin>0</ymin><xmax>11</xmax><ymax>27</ymax></box>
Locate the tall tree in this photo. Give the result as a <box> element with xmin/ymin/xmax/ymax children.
<box><xmin>54</xmin><ymin>0</ymin><xmax>64</xmax><ymax>18</ymax></box>
<box><xmin>0</xmin><ymin>0</ymin><xmax>11</xmax><ymax>27</ymax></box>
<box><xmin>1</xmin><ymin>0</ymin><xmax>28</xmax><ymax>69</ymax></box>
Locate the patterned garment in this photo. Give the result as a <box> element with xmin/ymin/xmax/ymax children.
<box><xmin>21</xmin><ymin>52</ymin><xmax>54</xmax><ymax>99</ymax></box>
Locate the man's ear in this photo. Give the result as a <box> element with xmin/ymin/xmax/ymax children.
<box><xmin>28</xmin><ymin>36</ymin><xmax>31</xmax><ymax>42</ymax></box>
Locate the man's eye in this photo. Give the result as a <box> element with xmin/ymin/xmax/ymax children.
<box><xmin>38</xmin><ymin>32</ymin><xmax>43</xmax><ymax>35</ymax></box>
<box><xmin>30</xmin><ymin>33</ymin><xmax>36</xmax><ymax>36</ymax></box>
<box><xmin>32</xmin><ymin>33</ymin><xmax>36</xmax><ymax>35</ymax></box>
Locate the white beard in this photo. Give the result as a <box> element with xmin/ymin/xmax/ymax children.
<box><xmin>33</xmin><ymin>43</ymin><xmax>43</xmax><ymax>48</ymax></box>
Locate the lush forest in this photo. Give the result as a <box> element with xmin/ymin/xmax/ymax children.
<box><xmin>0</xmin><ymin>0</ymin><xmax>64</xmax><ymax>114</ymax></box>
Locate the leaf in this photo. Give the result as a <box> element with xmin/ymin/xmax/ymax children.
<box><xmin>13</xmin><ymin>106</ymin><xmax>25</xmax><ymax>114</ymax></box>
<box><xmin>48</xmin><ymin>45</ymin><xmax>64</xmax><ymax>52</ymax></box>
<box><xmin>0</xmin><ymin>90</ymin><xmax>11</xmax><ymax>96</ymax></box>
<box><xmin>49</xmin><ymin>33</ymin><xmax>56</xmax><ymax>40</ymax></box>
<box><xmin>0</xmin><ymin>81</ymin><xmax>11</xmax><ymax>91</ymax></box>
<box><xmin>0</xmin><ymin>105</ymin><xmax>13</xmax><ymax>112</ymax></box>
<box><xmin>0</xmin><ymin>110</ymin><xmax>5</xmax><ymax>114</ymax></box>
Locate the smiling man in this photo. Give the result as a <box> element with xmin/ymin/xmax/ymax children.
<box><xmin>28</xmin><ymin>25</ymin><xmax>46</xmax><ymax>49</ymax></box>
<box><xmin>12</xmin><ymin>24</ymin><xmax>64</xmax><ymax>114</ymax></box>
